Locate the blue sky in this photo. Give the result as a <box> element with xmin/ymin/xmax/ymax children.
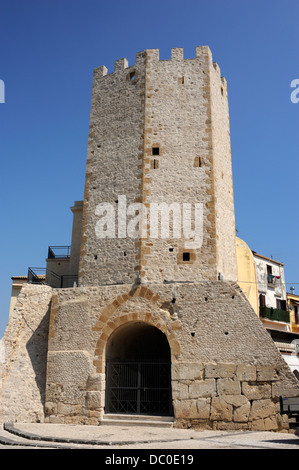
<box><xmin>0</xmin><ymin>0</ymin><xmax>298</xmax><ymax>337</ymax></box>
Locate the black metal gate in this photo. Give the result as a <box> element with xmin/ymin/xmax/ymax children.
<box><xmin>106</xmin><ymin>362</ymin><xmax>173</xmax><ymax>416</ymax></box>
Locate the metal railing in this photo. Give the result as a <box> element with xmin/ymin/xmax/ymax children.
<box><xmin>48</xmin><ymin>246</ymin><xmax>71</xmax><ymax>259</ymax></box>
<box><xmin>28</xmin><ymin>267</ymin><xmax>47</xmax><ymax>284</ymax></box>
<box><xmin>28</xmin><ymin>267</ymin><xmax>78</xmax><ymax>288</ymax></box>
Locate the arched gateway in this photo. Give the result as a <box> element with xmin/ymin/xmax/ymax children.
<box><xmin>105</xmin><ymin>322</ymin><xmax>173</xmax><ymax>416</ymax></box>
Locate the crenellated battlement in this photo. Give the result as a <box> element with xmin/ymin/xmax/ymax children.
<box><xmin>93</xmin><ymin>46</ymin><xmax>226</xmax><ymax>80</ymax></box>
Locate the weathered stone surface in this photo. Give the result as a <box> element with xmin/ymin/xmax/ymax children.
<box><xmin>233</xmin><ymin>402</ymin><xmax>251</xmax><ymax>422</ymax></box>
<box><xmin>0</xmin><ymin>284</ymin><xmax>52</xmax><ymax>424</ymax></box>
<box><xmin>85</xmin><ymin>391</ymin><xmax>103</xmax><ymax>410</ymax></box>
<box><xmin>217</xmin><ymin>378</ymin><xmax>241</xmax><ymax>395</ymax></box>
<box><xmin>249</xmin><ymin>399</ymin><xmax>277</xmax><ymax>421</ymax></box>
<box><xmin>210</xmin><ymin>397</ymin><xmax>233</xmax><ymax>422</ymax></box>
<box><xmin>173</xmin><ymin>399</ymin><xmax>198</xmax><ymax>419</ymax></box>
<box><xmin>264</xmin><ymin>416</ymin><xmax>279</xmax><ymax>431</ymax></box>
<box><xmin>189</xmin><ymin>379</ymin><xmax>216</xmax><ymax>398</ymax></box>
<box><xmin>250</xmin><ymin>418</ymin><xmax>266</xmax><ymax>431</ymax></box>
<box><xmin>222</xmin><ymin>394</ymin><xmax>249</xmax><ymax>407</ymax></box>
<box><xmin>86</xmin><ymin>373</ymin><xmax>105</xmax><ymax>391</ymax></box>
<box><xmin>1</xmin><ymin>280</ymin><xmax>298</xmax><ymax>429</ymax></box>
<box><xmin>172</xmin><ymin>381</ymin><xmax>189</xmax><ymax>400</ymax></box>
<box><xmin>205</xmin><ymin>363</ymin><xmax>236</xmax><ymax>379</ymax></box>
<box><xmin>242</xmin><ymin>382</ymin><xmax>271</xmax><ymax>400</ymax></box>
<box><xmin>44</xmin><ymin>402</ymin><xmax>57</xmax><ymax>416</ymax></box>
<box><xmin>236</xmin><ymin>364</ymin><xmax>256</xmax><ymax>382</ymax></box>
<box><xmin>256</xmin><ymin>366</ymin><xmax>278</xmax><ymax>382</ymax></box>
<box><xmin>172</xmin><ymin>362</ymin><xmax>204</xmax><ymax>381</ymax></box>
<box><xmin>196</xmin><ymin>398</ymin><xmax>211</xmax><ymax>419</ymax></box>
<box><xmin>79</xmin><ymin>47</ymin><xmax>237</xmax><ymax>287</ymax></box>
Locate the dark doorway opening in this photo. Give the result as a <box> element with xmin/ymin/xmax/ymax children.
<box><xmin>105</xmin><ymin>322</ymin><xmax>173</xmax><ymax>416</ymax></box>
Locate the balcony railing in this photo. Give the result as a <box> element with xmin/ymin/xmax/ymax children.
<box><xmin>28</xmin><ymin>267</ymin><xmax>78</xmax><ymax>288</ymax></box>
<box><xmin>259</xmin><ymin>306</ymin><xmax>290</xmax><ymax>323</ymax></box>
<box><xmin>48</xmin><ymin>246</ymin><xmax>71</xmax><ymax>259</ymax></box>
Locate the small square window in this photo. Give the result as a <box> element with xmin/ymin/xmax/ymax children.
<box><xmin>183</xmin><ymin>252</ymin><xmax>190</xmax><ymax>262</ymax></box>
<box><xmin>152</xmin><ymin>147</ymin><xmax>160</xmax><ymax>156</ymax></box>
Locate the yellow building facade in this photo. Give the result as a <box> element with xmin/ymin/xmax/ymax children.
<box><xmin>287</xmin><ymin>292</ymin><xmax>299</xmax><ymax>334</ymax></box>
<box><xmin>235</xmin><ymin>237</ymin><xmax>259</xmax><ymax>314</ymax></box>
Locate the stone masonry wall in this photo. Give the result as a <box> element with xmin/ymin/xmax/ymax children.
<box><xmin>79</xmin><ymin>52</ymin><xmax>147</xmax><ymax>286</ymax></box>
<box><xmin>0</xmin><ymin>280</ymin><xmax>297</xmax><ymax>429</ymax></box>
<box><xmin>0</xmin><ymin>284</ymin><xmax>52</xmax><ymax>424</ymax></box>
<box><xmin>78</xmin><ymin>47</ymin><xmax>238</xmax><ymax>287</ymax></box>
<box><xmin>209</xmin><ymin>58</ymin><xmax>238</xmax><ymax>281</ymax></box>
<box><xmin>44</xmin><ymin>281</ymin><xmax>299</xmax><ymax>430</ymax></box>
<box><xmin>172</xmin><ymin>362</ymin><xmax>291</xmax><ymax>431</ymax></box>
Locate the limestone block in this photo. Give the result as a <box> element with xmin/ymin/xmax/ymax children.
<box><xmin>189</xmin><ymin>379</ymin><xmax>216</xmax><ymax>398</ymax></box>
<box><xmin>249</xmin><ymin>399</ymin><xmax>277</xmax><ymax>421</ymax></box>
<box><xmin>256</xmin><ymin>366</ymin><xmax>278</xmax><ymax>381</ymax></box>
<box><xmin>221</xmin><ymin>394</ymin><xmax>249</xmax><ymax>407</ymax></box>
<box><xmin>271</xmin><ymin>380</ymin><xmax>299</xmax><ymax>400</ymax></box>
<box><xmin>210</xmin><ymin>397</ymin><xmax>233</xmax><ymax>422</ymax></box>
<box><xmin>264</xmin><ymin>416</ymin><xmax>279</xmax><ymax>431</ymax></box>
<box><xmin>57</xmin><ymin>403</ymin><xmax>81</xmax><ymax>416</ymax></box>
<box><xmin>173</xmin><ymin>399</ymin><xmax>198</xmax><ymax>418</ymax></box>
<box><xmin>171</xmin><ymin>362</ymin><xmax>204</xmax><ymax>381</ymax></box>
<box><xmin>236</xmin><ymin>364</ymin><xmax>256</xmax><ymax>382</ymax></box>
<box><xmin>172</xmin><ymin>381</ymin><xmax>189</xmax><ymax>400</ymax></box>
<box><xmin>86</xmin><ymin>373</ymin><xmax>105</xmax><ymax>391</ymax></box>
<box><xmin>205</xmin><ymin>363</ymin><xmax>236</xmax><ymax>379</ymax></box>
<box><xmin>196</xmin><ymin>398</ymin><xmax>211</xmax><ymax>419</ymax></box>
<box><xmin>217</xmin><ymin>378</ymin><xmax>241</xmax><ymax>395</ymax></box>
<box><xmin>233</xmin><ymin>402</ymin><xmax>251</xmax><ymax>423</ymax></box>
<box><xmin>85</xmin><ymin>391</ymin><xmax>103</xmax><ymax>410</ymax></box>
<box><xmin>250</xmin><ymin>419</ymin><xmax>265</xmax><ymax>431</ymax></box>
<box><xmin>242</xmin><ymin>382</ymin><xmax>271</xmax><ymax>400</ymax></box>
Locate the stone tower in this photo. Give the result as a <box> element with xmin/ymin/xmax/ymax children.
<box><xmin>79</xmin><ymin>47</ymin><xmax>237</xmax><ymax>287</ymax></box>
<box><xmin>1</xmin><ymin>47</ymin><xmax>298</xmax><ymax>429</ymax></box>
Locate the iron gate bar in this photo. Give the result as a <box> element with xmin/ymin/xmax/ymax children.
<box><xmin>106</xmin><ymin>362</ymin><xmax>173</xmax><ymax>416</ymax></box>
